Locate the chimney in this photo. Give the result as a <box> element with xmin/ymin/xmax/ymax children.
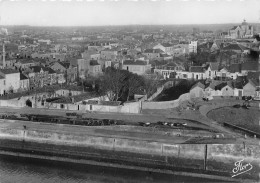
<box><xmin>2</xmin><ymin>43</ymin><xmax>5</xmax><ymax>69</ymax></box>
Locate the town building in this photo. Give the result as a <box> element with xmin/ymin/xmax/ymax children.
<box><xmin>228</xmin><ymin>20</ymin><xmax>254</xmax><ymax>39</ymax></box>
<box><xmin>0</xmin><ymin>69</ymin><xmax>20</xmax><ymax>95</ymax></box>
<box><xmin>122</xmin><ymin>60</ymin><xmax>151</xmax><ymax>75</ymax></box>
<box><xmin>189</xmin><ymin>41</ymin><xmax>197</xmax><ymax>54</ymax></box>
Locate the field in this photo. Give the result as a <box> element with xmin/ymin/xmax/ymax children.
<box><xmin>207</xmin><ymin>106</ymin><xmax>260</xmax><ymax>133</ymax></box>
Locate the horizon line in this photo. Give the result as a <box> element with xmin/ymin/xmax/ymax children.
<box><xmin>1</xmin><ymin>22</ymin><xmax>260</xmax><ymax>28</ymax></box>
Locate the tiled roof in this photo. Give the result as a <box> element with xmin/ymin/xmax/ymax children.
<box><xmin>0</xmin><ymin>69</ymin><xmax>20</xmax><ymax>75</ymax></box>
<box><xmin>241</xmin><ymin>61</ymin><xmax>259</xmax><ymax>71</ymax></box>
<box><xmin>123</xmin><ymin>60</ymin><xmax>148</xmax><ymax>65</ymax></box>
<box><xmin>189</xmin><ymin>66</ymin><xmax>204</xmax><ymax>73</ymax></box>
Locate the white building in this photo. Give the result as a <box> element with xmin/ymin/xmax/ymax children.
<box><xmin>0</xmin><ymin>69</ymin><xmax>21</xmax><ymax>95</ymax></box>
<box><xmin>189</xmin><ymin>41</ymin><xmax>197</xmax><ymax>54</ymax></box>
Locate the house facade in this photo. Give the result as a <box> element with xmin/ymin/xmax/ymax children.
<box><xmin>122</xmin><ymin>60</ymin><xmax>151</xmax><ymax>75</ymax></box>
<box><xmin>0</xmin><ymin>69</ymin><xmax>21</xmax><ymax>94</ymax></box>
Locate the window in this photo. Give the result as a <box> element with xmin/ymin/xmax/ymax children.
<box><xmin>226</xmin><ymin>88</ymin><xmax>228</xmax><ymax>91</ymax></box>
<box><xmin>3</xmin><ymin>80</ymin><xmax>5</xmax><ymax>85</ymax></box>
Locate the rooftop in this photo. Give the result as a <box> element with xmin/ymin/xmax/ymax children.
<box><xmin>123</xmin><ymin>60</ymin><xmax>148</xmax><ymax>65</ymax></box>
<box><xmin>0</xmin><ymin>69</ymin><xmax>20</xmax><ymax>75</ymax></box>
<box><xmin>189</xmin><ymin>66</ymin><xmax>204</xmax><ymax>73</ymax></box>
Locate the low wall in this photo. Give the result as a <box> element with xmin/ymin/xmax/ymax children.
<box><xmin>0</xmin><ymin>127</ymin><xmax>259</xmax><ymax>181</ymax></box>
<box><xmin>39</xmin><ymin>101</ymin><xmax>141</xmax><ymax>114</ymax></box>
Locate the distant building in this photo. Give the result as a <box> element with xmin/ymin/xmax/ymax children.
<box><xmin>189</xmin><ymin>41</ymin><xmax>197</xmax><ymax>54</ymax></box>
<box><xmin>122</xmin><ymin>60</ymin><xmax>151</xmax><ymax>75</ymax></box>
<box><xmin>153</xmin><ymin>43</ymin><xmax>174</xmax><ymax>55</ymax></box>
<box><xmin>229</xmin><ymin>20</ymin><xmax>254</xmax><ymax>39</ymax></box>
<box><xmin>0</xmin><ymin>69</ymin><xmax>20</xmax><ymax>95</ymax></box>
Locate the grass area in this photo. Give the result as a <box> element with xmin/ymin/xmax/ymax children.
<box><xmin>207</xmin><ymin>106</ymin><xmax>260</xmax><ymax>133</ymax></box>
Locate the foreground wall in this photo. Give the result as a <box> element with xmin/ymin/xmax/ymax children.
<box><xmin>0</xmin><ymin>126</ymin><xmax>259</xmax><ymax>181</ymax></box>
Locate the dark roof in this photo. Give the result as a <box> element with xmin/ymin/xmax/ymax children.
<box><xmin>205</xmin><ymin>62</ymin><xmax>219</xmax><ymax>71</ymax></box>
<box><xmin>0</xmin><ymin>75</ymin><xmax>4</xmax><ymax>79</ymax></box>
<box><xmin>0</xmin><ymin>69</ymin><xmax>20</xmax><ymax>75</ymax></box>
<box><xmin>191</xmin><ymin>82</ymin><xmax>205</xmax><ymax>90</ymax></box>
<box><xmin>233</xmin><ymin>81</ymin><xmax>244</xmax><ymax>89</ymax></box>
<box><xmin>30</xmin><ymin>66</ymin><xmax>43</xmax><ymax>73</ymax></box>
<box><xmin>161</xmin><ymin>43</ymin><xmax>173</xmax><ymax>47</ymax></box>
<box><xmin>90</xmin><ymin>60</ymin><xmax>100</xmax><ymax>66</ymax></box>
<box><xmin>144</xmin><ymin>49</ymin><xmax>163</xmax><ymax>53</ymax></box>
<box><xmin>241</xmin><ymin>61</ymin><xmax>259</xmax><ymax>71</ymax></box>
<box><xmin>45</xmin><ymin>67</ymin><xmax>56</xmax><ymax>74</ymax></box>
<box><xmin>59</xmin><ymin>61</ymin><xmax>70</xmax><ymax>69</ymax></box>
<box><xmin>228</xmin><ymin>64</ymin><xmax>241</xmax><ymax>73</ymax></box>
<box><xmin>247</xmin><ymin>71</ymin><xmax>260</xmax><ymax>80</ymax></box>
<box><xmin>18</xmin><ymin>59</ymin><xmax>35</xmax><ymax>64</ymax></box>
<box><xmin>20</xmin><ymin>73</ymin><xmax>28</xmax><ymax>80</ymax></box>
<box><xmin>30</xmin><ymin>66</ymin><xmax>56</xmax><ymax>73</ymax></box>
<box><xmin>230</xmin><ymin>26</ymin><xmax>239</xmax><ymax>30</ymax></box>
<box><xmin>123</xmin><ymin>60</ymin><xmax>148</xmax><ymax>65</ymax></box>
<box><xmin>215</xmin><ymin>82</ymin><xmax>233</xmax><ymax>90</ymax></box>
<box><xmin>198</xmin><ymin>42</ymin><xmax>214</xmax><ymax>50</ymax></box>
<box><xmin>222</xmin><ymin>43</ymin><xmax>249</xmax><ymax>51</ymax></box>
<box><xmin>189</xmin><ymin>66</ymin><xmax>204</xmax><ymax>73</ymax></box>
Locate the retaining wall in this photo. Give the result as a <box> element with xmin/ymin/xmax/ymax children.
<box><xmin>0</xmin><ymin>127</ymin><xmax>259</xmax><ymax>181</ymax></box>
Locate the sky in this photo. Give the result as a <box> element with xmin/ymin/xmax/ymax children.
<box><xmin>0</xmin><ymin>0</ymin><xmax>260</xmax><ymax>26</ymax></box>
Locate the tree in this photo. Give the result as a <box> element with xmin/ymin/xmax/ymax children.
<box><xmin>126</xmin><ymin>74</ymin><xmax>143</xmax><ymax>101</ymax></box>
<box><xmin>142</xmin><ymin>74</ymin><xmax>162</xmax><ymax>98</ymax></box>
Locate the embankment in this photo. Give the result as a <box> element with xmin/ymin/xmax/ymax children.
<box><xmin>0</xmin><ymin>122</ymin><xmax>259</xmax><ymax>182</ymax></box>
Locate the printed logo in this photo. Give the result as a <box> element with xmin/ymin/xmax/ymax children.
<box><xmin>232</xmin><ymin>159</ymin><xmax>253</xmax><ymax>178</ymax></box>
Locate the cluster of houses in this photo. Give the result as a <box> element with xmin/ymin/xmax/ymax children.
<box><xmin>0</xmin><ymin>20</ymin><xmax>260</xmax><ymax>101</ymax></box>
<box><xmin>190</xmin><ymin>78</ymin><xmax>260</xmax><ymax>99</ymax></box>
